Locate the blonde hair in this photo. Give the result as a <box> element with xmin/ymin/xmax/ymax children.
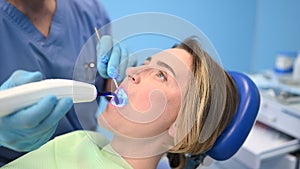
<box><xmin>167</xmin><ymin>37</ymin><xmax>239</xmax><ymax>168</ymax></box>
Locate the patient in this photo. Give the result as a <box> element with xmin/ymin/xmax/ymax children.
<box><xmin>2</xmin><ymin>37</ymin><xmax>239</xmax><ymax>169</ymax></box>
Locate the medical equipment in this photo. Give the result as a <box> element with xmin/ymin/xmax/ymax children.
<box><xmin>274</xmin><ymin>51</ymin><xmax>297</xmax><ymax>75</ymax></box>
<box><xmin>0</xmin><ymin>79</ymin><xmax>126</xmax><ymax>118</ymax></box>
<box><xmin>293</xmin><ymin>52</ymin><xmax>300</xmax><ymax>82</ymax></box>
<box><xmin>94</xmin><ymin>27</ymin><xmax>119</xmax><ymax>88</ymax></box>
<box><xmin>111</xmin><ymin>87</ymin><xmax>128</xmax><ymax>107</ymax></box>
<box><xmin>0</xmin><ymin>79</ymin><xmax>96</xmax><ymax>117</ymax></box>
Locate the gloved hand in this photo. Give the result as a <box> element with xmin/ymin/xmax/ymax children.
<box><xmin>97</xmin><ymin>35</ymin><xmax>137</xmax><ymax>83</ymax></box>
<box><xmin>0</xmin><ymin>70</ymin><xmax>73</xmax><ymax>152</ymax></box>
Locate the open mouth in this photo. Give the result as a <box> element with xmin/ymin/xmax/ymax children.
<box><xmin>111</xmin><ymin>87</ymin><xmax>128</xmax><ymax>107</ymax></box>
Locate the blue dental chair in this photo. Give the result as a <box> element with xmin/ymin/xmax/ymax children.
<box><xmin>157</xmin><ymin>71</ymin><xmax>261</xmax><ymax>169</ymax></box>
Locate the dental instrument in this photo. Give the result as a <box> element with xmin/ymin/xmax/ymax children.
<box><xmin>110</xmin><ymin>87</ymin><xmax>128</xmax><ymax>107</ymax></box>
<box><xmin>98</xmin><ymin>91</ymin><xmax>119</xmax><ymax>105</ymax></box>
<box><xmin>94</xmin><ymin>27</ymin><xmax>119</xmax><ymax>89</ymax></box>
<box><xmin>0</xmin><ymin>79</ymin><xmax>125</xmax><ymax>118</ymax></box>
<box><xmin>95</xmin><ymin>27</ymin><xmax>128</xmax><ymax>107</ymax></box>
<box><xmin>0</xmin><ymin>79</ymin><xmax>96</xmax><ymax>117</ymax></box>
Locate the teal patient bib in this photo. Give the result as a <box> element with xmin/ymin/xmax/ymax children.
<box><xmin>2</xmin><ymin>131</ymin><xmax>133</xmax><ymax>169</ymax></box>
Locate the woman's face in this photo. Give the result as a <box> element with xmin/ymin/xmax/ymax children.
<box><xmin>99</xmin><ymin>48</ymin><xmax>192</xmax><ymax>138</ymax></box>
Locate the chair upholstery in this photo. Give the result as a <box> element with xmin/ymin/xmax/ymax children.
<box><xmin>207</xmin><ymin>71</ymin><xmax>261</xmax><ymax>160</ymax></box>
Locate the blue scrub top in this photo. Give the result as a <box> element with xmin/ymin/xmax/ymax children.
<box><xmin>0</xmin><ymin>0</ymin><xmax>110</xmax><ymax>165</ymax></box>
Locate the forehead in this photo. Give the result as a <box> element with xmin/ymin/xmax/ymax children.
<box><xmin>149</xmin><ymin>48</ymin><xmax>192</xmax><ymax>90</ymax></box>
<box><xmin>150</xmin><ymin>48</ymin><xmax>192</xmax><ymax>71</ymax></box>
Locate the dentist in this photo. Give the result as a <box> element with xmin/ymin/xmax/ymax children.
<box><xmin>0</xmin><ymin>0</ymin><xmax>132</xmax><ymax>166</ymax></box>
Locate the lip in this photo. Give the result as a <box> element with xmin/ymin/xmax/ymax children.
<box><xmin>111</xmin><ymin>87</ymin><xmax>128</xmax><ymax>107</ymax></box>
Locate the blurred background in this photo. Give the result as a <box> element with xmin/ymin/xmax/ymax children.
<box><xmin>100</xmin><ymin>0</ymin><xmax>300</xmax><ymax>73</ymax></box>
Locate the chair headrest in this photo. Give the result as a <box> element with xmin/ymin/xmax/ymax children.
<box><xmin>206</xmin><ymin>71</ymin><xmax>260</xmax><ymax>160</ymax></box>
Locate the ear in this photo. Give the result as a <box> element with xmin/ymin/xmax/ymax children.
<box><xmin>168</xmin><ymin>122</ymin><xmax>177</xmax><ymax>138</ymax></box>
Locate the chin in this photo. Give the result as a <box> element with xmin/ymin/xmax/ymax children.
<box><xmin>98</xmin><ymin>104</ymin><xmax>116</xmax><ymax>130</ymax></box>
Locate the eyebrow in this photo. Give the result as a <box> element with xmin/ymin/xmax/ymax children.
<box><xmin>146</xmin><ymin>57</ymin><xmax>152</xmax><ymax>62</ymax></box>
<box><xmin>157</xmin><ymin>61</ymin><xmax>176</xmax><ymax>77</ymax></box>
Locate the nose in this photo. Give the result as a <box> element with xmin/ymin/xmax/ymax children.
<box><xmin>126</xmin><ymin>67</ymin><xmax>141</xmax><ymax>84</ymax></box>
<box><xmin>128</xmin><ymin>74</ymin><xmax>139</xmax><ymax>83</ymax></box>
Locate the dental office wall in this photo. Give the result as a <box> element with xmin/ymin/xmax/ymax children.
<box><xmin>100</xmin><ymin>0</ymin><xmax>300</xmax><ymax>73</ymax></box>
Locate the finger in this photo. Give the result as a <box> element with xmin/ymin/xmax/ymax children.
<box><xmin>116</xmin><ymin>45</ymin><xmax>129</xmax><ymax>82</ymax></box>
<box><xmin>4</xmin><ymin>95</ymin><xmax>57</xmax><ymax>129</ymax></box>
<box><xmin>107</xmin><ymin>44</ymin><xmax>122</xmax><ymax>79</ymax></box>
<box><xmin>26</xmin><ymin>124</ymin><xmax>58</xmax><ymax>151</ymax></box>
<box><xmin>1</xmin><ymin>70</ymin><xmax>43</xmax><ymax>89</ymax></box>
<box><xmin>21</xmin><ymin>98</ymin><xmax>72</xmax><ymax>147</ymax></box>
<box><xmin>97</xmin><ymin>35</ymin><xmax>113</xmax><ymax>78</ymax></box>
<box><xmin>36</xmin><ymin>97</ymin><xmax>73</xmax><ymax>130</ymax></box>
<box><xmin>16</xmin><ymin>124</ymin><xmax>58</xmax><ymax>152</ymax></box>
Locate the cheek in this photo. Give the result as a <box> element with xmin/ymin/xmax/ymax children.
<box><xmin>127</xmin><ymin>84</ymin><xmax>157</xmax><ymax>112</ymax></box>
<box><xmin>98</xmin><ymin>87</ymin><xmax>182</xmax><ymax>138</ymax></box>
<box><xmin>165</xmin><ymin>92</ymin><xmax>181</xmax><ymax>118</ymax></box>
<box><xmin>150</xmin><ymin>92</ymin><xmax>181</xmax><ymax>134</ymax></box>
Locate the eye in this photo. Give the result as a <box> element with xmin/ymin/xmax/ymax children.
<box><xmin>156</xmin><ymin>71</ymin><xmax>167</xmax><ymax>81</ymax></box>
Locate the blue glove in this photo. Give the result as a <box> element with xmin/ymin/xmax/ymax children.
<box><xmin>0</xmin><ymin>70</ymin><xmax>73</xmax><ymax>152</ymax></box>
<box><xmin>97</xmin><ymin>35</ymin><xmax>137</xmax><ymax>82</ymax></box>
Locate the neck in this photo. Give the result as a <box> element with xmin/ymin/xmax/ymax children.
<box><xmin>111</xmin><ymin>132</ymin><xmax>174</xmax><ymax>169</ymax></box>
<box><xmin>124</xmin><ymin>156</ymin><xmax>162</xmax><ymax>169</ymax></box>
<box><xmin>8</xmin><ymin>0</ymin><xmax>52</xmax><ymax>11</ymax></box>
<box><xmin>7</xmin><ymin>0</ymin><xmax>56</xmax><ymax>37</ymax></box>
